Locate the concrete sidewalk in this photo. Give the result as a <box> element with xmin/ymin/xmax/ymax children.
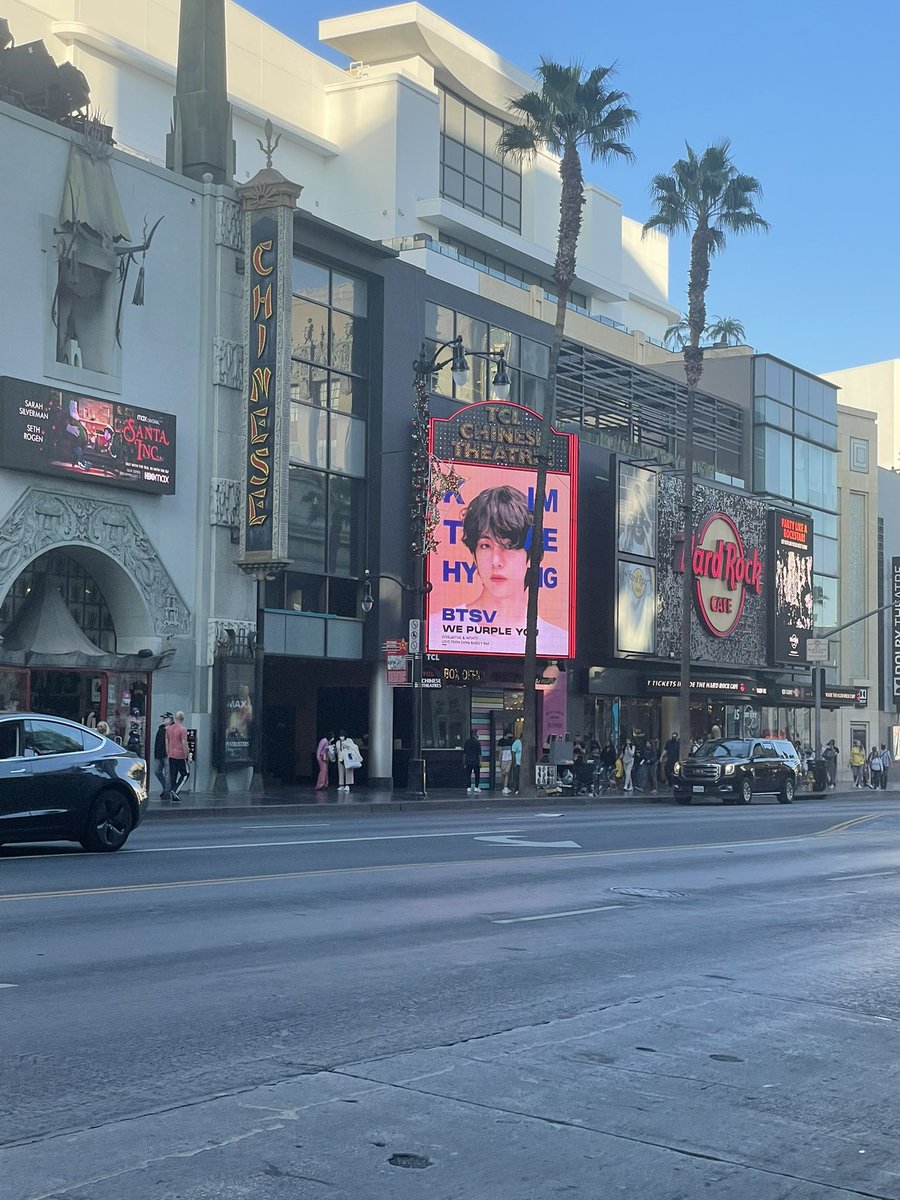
<box><xmin>142</xmin><ymin>780</ymin><xmax>899</xmax><ymax>820</ymax></box>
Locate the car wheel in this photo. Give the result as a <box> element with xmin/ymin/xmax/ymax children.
<box><xmin>80</xmin><ymin>790</ymin><xmax>135</xmax><ymax>852</ymax></box>
<box><xmin>739</xmin><ymin>777</ymin><xmax>753</xmax><ymax>805</ymax></box>
<box><xmin>779</xmin><ymin>775</ymin><xmax>795</xmax><ymax>804</ymax></box>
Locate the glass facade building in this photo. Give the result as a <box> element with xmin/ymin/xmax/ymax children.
<box><xmin>439</xmin><ymin>88</ymin><xmax>522</xmax><ymax>233</ymax></box>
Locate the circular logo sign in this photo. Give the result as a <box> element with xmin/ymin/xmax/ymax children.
<box><xmin>692</xmin><ymin>512</ymin><xmax>763</xmax><ymax>638</ymax></box>
<box><xmin>630</xmin><ymin>567</ymin><xmax>646</xmax><ymax>599</ymax></box>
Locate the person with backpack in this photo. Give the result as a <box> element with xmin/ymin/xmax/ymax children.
<box><xmin>880</xmin><ymin>744</ymin><xmax>892</xmax><ymax>789</ymax></box>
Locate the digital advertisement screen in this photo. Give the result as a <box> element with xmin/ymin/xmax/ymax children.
<box><xmin>0</xmin><ymin>377</ymin><xmax>176</xmax><ymax>495</ymax></box>
<box><xmin>426</xmin><ymin>403</ymin><xmax>577</xmax><ymax>658</ymax></box>
<box><xmin>616</xmin><ymin>561</ymin><xmax>657</xmax><ymax>654</ymax></box>
<box><xmin>769</xmin><ymin>510</ymin><xmax>814</xmax><ymax>664</ymax></box>
<box><xmin>617</xmin><ymin>462</ymin><xmax>657</xmax><ymax>558</ymax></box>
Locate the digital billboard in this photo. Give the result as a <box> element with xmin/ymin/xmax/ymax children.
<box><xmin>426</xmin><ymin>402</ymin><xmax>577</xmax><ymax>658</ymax></box>
<box><xmin>769</xmin><ymin>510</ymin><xmax>814</xmax><ymax>664</ymax></box>
<box><xmin>0</xmin><ymin>377</ymin><xmax>175</xmax><ymax>494</ymax></box>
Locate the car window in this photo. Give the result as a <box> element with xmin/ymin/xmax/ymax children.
<box><xmin>756</xmin><ymin>742</ymin><xmax>778</xmax><ymax>759</ymax></box>
<box><xmin>697</xmin><ymin>739</ymin><xmax>749</xmax><ymax>758</ymax></box>
<box><xmin>25</xmin><ymin>720</ymin><xmax>85</xmax><ymax>756</ymax></box>
<box><xmin>0</xmin><ymin>720</ymin><xmax>21</xmax><ymax>759</ymax></box>
<box><xmin>83</xmin><ymin>731</ymin><xmax>105</xmax><ymax>751</ymax></box>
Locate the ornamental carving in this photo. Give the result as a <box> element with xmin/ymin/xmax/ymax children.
<box><xmin>214</xmin><ymin>197</ymin><xmax>243</xmax><ymax>251</ymax></box>
<box><xmin>0</xmin><ymin>488</ymin><xmax>190</xmax><ymax>636</ymax></box>
<box><xmin>210</xmin><ymin>478</ymin><xmax>241</xmax><ymax>527</ymax></box>
<box><xmin>213</xmin><ymin>337</ymin><xmax>244</xmax><ymax>390</ymax></box>
<box><xmin>207</xmin><ymin>618</ymin><xmax>256</xmax><ymax>666</ymax></box>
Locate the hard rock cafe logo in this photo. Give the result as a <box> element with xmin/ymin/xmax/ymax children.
<box><xmin>677</xmin><ymin>512</ymin><xmax>763</xmax><ymax>638</ymax></box>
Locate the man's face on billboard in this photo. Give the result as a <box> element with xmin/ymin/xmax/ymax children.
<box><xmin>474</xmin><ymin>535</ymin><xmax>528</xmax><ymax>600</ymax></box>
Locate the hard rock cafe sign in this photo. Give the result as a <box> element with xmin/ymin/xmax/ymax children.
<box><xmin>676</xmin><ymin>512</ymin><xmax>764</xmax><ymax>638</ymax></box>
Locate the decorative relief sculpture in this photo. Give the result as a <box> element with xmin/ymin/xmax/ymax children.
<box><xmin>213</xmin><ymin>337</ymin><xmax>244</xmax><ymax>390</ymax></box>
<box><xmin>214</xmin><ymin>197</ymin><xmax>243</xmax><ymax>251</ymax></box>
<box><xmin>0</xmin><ymin>488</ymin><xmax>190</xmax><ymax>636</ymax></box>
<box><xmin>210</xmin><ymin>478</ymin><xmax>241</xmax><ymax>527</ymax></box>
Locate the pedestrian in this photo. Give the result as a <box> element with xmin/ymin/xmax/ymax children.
<box><xmin>96</xmin><ymin>720</ymin><xmax>111</xmax><ymax>737</ymax></box>
<box><xmin>643</xmin><ymin>739</ymin><xmax>658</xmax><ymax>793</ymax></box>
<box><xmin>849</xmin><ymin>740</ymin><xmax>865</xmax><ymax>789</ymax></box>
<box><xmin>664</xmin><ymin>732</ymin><xmax>680</xmax><ymax>786</ymax></box>
<box><xmin>868</xmin><ymin>747</ymin><xmax>883</xmax><ymax>789</ymax></box>
<box><xmin>166</xmin><ymin>710</ymin><xmax>191</xmax><ymax>802</ymax></box>
<box><xmin>464</xmin><ymin>729</ymin><xmax>482</xmax><ymax>794</ymax></box>
<box><xmin>497</xmin><ymin>726</ymin><xmax>515</xmax><ymax>795</ymax></box>
<box><xmin>622</xmin><ymin>738</ymin><xmax>636</xmax><ymax>792</ymax></box>
<box><xmin>315</xmin><ymin>731</ymin><xmax>333</xmax><ymax>794</ymax></box>
<box><xmin>823</xmin><ymin>739</ymin><xmax>838</xmax><ymax>788</ymax></box>
<box><xmin>335</xmin><ymin>731</ymin><xmax>362</xmax><ymax>794</ymax></box>
<box><xmin>510</xmin><ymin>731</ymin><xmax>522</xmax><ymax>794</ymax></box>
<box><xmin>880</xmin><ymin>744</ymin><xmax>892</xmax><ymax>789</ymax></box>
<box><xmin>154</xmin><ymin>712</ymin><xmax>172</xmax><ymax>799</ymax></box>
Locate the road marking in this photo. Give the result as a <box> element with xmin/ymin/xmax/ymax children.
<box><xmin>827</xmin><ymin>871</ymin><xmax>896</xmax><ymax>881</ymax></box>
<box><xmin>815</xmin><ymin>814</ymin><xmax>883</xmax><ymax>836</ymax></box>
<box><xmin>123</xmin><ymin>828</ymin><xmax>529</xmax><ymax>853</ymax></box>
<box><xmin>239</xmin><ymin>823</ymin><xmax>333</xmax><ymax>829</ymax></box>
<box><xmin>475</xmin><ymin>835</ymin><xmax>581</xmax><ymax>848</ymax></box>
<box><xmin>0</xmin><ymin>983</ymin><xmax>18</xmax><ymax>988</ymax></box>
<box><xmin>492</xmin><ymin>904</ymin><xmax>625</xmax><ymax>924</ymax></box>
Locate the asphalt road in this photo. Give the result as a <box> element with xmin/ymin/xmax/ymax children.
<box><xmin>3</xmin><ymin>800</ymin><xmax>900</xmax><ymax>1199</ymax></box>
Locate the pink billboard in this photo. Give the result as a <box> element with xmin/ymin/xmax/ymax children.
<box><xmin>426</xmin><ymin>403</ymin><xmax>577</xmax><ymax>658</ymax></box>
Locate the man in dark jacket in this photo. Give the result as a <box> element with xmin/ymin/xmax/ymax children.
<box><xmin>463</xmin><ymin>730</ymin><xmax>482</xmax><ymax>794</ymax></box>
<box><xmin>664</xmin><ymin>732</ymin><xmax>680</xmax><ymax>786</ymax></box>
<box><xmin>154</xmin><ymin>712</ymin><xmax>172</xmax><ymax>798</ymax></box>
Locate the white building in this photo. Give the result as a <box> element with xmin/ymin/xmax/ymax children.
<box><xmin>4</xmin><ymin>0</ymin><xmax>676</xmax><ymax>357</ymax></box>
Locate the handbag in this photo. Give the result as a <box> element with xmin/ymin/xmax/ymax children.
<box><xmin>345</xmin><ymin>750</ymin><xmax>363</xmax><ymax>770</ymax></box>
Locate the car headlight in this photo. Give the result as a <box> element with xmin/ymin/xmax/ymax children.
<box><xmin>673</xmin><ymin>761</ymin><xmax>681</xmax><ymax>776</ymax></box>
<box><xmin>723</xmin><ymin>764</ymin><xmax>735</xmax><ymax>775</ymax></box>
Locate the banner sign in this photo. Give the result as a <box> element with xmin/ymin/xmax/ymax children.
<box><xmin>426</xmin><ymin>402</ymin><xmax>577</xmax><ymax>658</ymax></box>
<box><xmin>892</xmin><ymin>556</ymin><xmax>900</xmax><ymax>704</ymax></box>
<box><xmin>770</xmin><ymin>511</ymin><xmax>814</xmax><ymax>664</ymax></box>
<box><xmin>0</xmin><ymin>377</ymin><xmax>175</xmax><ymax>494</ymax></box>
<box><xmin>646</xmin><ymin>676</ymin><xmax>768</xmax><ymax>698</ymax></box>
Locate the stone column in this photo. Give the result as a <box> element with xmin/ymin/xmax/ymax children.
<box><xmin>368</xmin><ymin>659</ymin><xmax>394</xmax><ymax>789</ymax></box>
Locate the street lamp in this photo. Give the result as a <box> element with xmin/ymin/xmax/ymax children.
<box><xmin>399</xmin><ymin>334</ymin><xmax>511</xmax><ymax>800</ymax></box>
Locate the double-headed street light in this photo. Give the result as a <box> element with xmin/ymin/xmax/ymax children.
<box><xmin>362</xmin><ymin>335</ymin><xmax>509</xmax><ymax>800</ymax></box>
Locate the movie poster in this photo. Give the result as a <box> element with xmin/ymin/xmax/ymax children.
<box><xmin>216</xmin><ymin>661</ymin><xmax>256</xmax><ymax>769</ymax></box>
<box><xmin>426</xmin><ymin>403</ymin><xmax>577</xmax><ymax>658</ymax></box>
<box><xmin>769</xmin><ymin>511</ymin><xmax>814</xmax><ymax>664</ymax></box>
<box><xmin>616</xmin><ymin>561</ymin><xmax>657</xmax><ymax>654</ymax></box>
<box><xmin>617</xmin><ymin>462</ymin><xmax>657</xmax><ymax>558</ymax></box>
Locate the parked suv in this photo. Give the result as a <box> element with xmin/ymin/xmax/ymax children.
<box><xmin>672</xmin><ymin>737</ymin><xmax>801</xmax><ymax>806</ymax></box>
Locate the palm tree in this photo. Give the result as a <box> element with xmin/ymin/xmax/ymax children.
<box><xmin>500</xmin><ymin>60</ymin><xmax>637</xmax><ymax>793</ymax></box>
<box><xmin>705</xmin><ymin>315</ymin><xmax>746</xmax><ymax>347</ymax></box>
<box><xmin>664</xmin><ymin>317</ymin><xmax>691</xmax><ymax>350</ymax></box>
<box><xmin>643</xmin><ymin>139</ymin><xmax>767</xmax><ymax>757</ymax></box>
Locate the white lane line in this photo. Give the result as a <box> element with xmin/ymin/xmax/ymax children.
<box><xmin>827</xmin><ymin>871</ymin><xmax>896</xmax><ymax>881</ymax></box>
<box><xmin>124</xmin><ymin>828</ymin><xmax>529</xmax><ymax>853</ymax></box>
<box><xmin>239</xmin><ymin>824</ymin><xmax>334</xmax><ymax>829</ymax></box>
<box><xmin>0</xmin><ymin>983</ymin><xmax>18</xmax><ymax>989</ymax></box>
<box><xmin>492</xmin><ymin>904</ymin><xmax>625</xmax><ymax>925</ymax></box>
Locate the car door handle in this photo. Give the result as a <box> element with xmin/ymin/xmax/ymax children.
<box><xmin>8</xmin><ymin>767</ymin><xmax>29</xmax><ymax>775</ymax></box>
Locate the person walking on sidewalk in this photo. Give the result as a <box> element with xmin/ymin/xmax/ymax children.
<box><xmin>510</xmin><ymin>732</ymin><xmax>522</xmax><ymax>794</ymax></box>
<box><xmin>153</xmin><ymin>712</ymin><xmax>172</xmax><ymax>799</ymax></box>
<box><xmin>868</xmin><ymin>746</ymin><xmax>883</xmax><ymax>789</ymax></box>
<box><xmin>335</xmin><ymin>731</ymin><xmax>362</xmax><ymax>794</ymax></box>
<box><xmin>497</xmin><ymin>726</ymin><xmax>515</xmax><ymax>795</ymax></box>
<box><xmin>315</xmin><ymin>732</ymin><xmax>333</xmax><ymax>794</ymax></box>
<box><xmin>622</xmin><ymin>739</ymin><xmax>636</xmax><ymax>792</ymax></box>
<box><xmin>166</xmin><ymin>711</ymin><xmax>191</xmax><ymax>802</ymax></box>
<box><xmin>880</xmin><ymin>744</ymin><xmax>892</xmax><ymax>789</ymax></box>
<box><xmin>464</xmin><ymin>730</ymin><xmax>482</xmax><ymax>794</ymax></box>
<box><xmin>823</xmin><ymin>739</ymin><xmax>839</xmax><ymax>788</ymax></box>
<box><xmin>849</xmin><ymin>740</ymin><xmax>865</xmax><ymax>789</ymax></box>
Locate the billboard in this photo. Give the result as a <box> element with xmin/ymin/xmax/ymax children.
<box><xmin>617</xmin><ymin>561</ymin><xmax>657</xmax><ymax>654</ymax></box>
<box><xmin>426</xmin><ymin>402</ymin><xmax>577</xmax><ymax>657</ymax></box>
<box><xmin>617</xmin><ymin>462</ymin><xmax>657</xmax><ymax>558</ymax></box>
<box><xmin>769</xmin><ymin>511</ymin><xmax>814</xmax><ymax>664</ymax></box>
<box><xmin>0</xmin><ymin>377</ymin><xmax>175</xmax><ymax>494</ymax></box>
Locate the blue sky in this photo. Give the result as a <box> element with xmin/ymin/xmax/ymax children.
<box><xmin>237</xmin><ymin>0</ymin><xmax>898</xmax><ymax>375</ymax></box>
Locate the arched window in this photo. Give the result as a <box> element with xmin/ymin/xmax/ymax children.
<box><xmin>0</xmin><ymin>551</ymin><xmax>115</xmax><ymax>651</ymax></box>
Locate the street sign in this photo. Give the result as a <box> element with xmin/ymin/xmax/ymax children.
<box><xmin>806</xmin><ymin>637</ymin><xmax>829</xmax><ymax>662</ymax></box>
<box><xmin>386</xmin><ymin>654</ymin><xmax>413</xmax><ymax>687</ymax></box>
<box><xmin>382</xmin><ymin>638</ymin><xmax>408</xmax><ymax>654</ymax></box>
<box><xmin>408</xmin><ymin>618</ymin><xmax>421</xmax><ymax>654</ymax></box>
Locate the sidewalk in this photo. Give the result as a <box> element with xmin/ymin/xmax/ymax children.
<box><xmin>142</xmin><ymin>781</ymin><xmax>899</xmax><ymax>820</ymax></box>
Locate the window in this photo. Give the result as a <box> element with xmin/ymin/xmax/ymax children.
<box><xmin>0</xmin><ymin>552</ymin><xmax>115</xmax><ymax>652</ymax></box>
<box><xmin>850</xmin><ymin>437</ymin><xmax>869</xmax><ymax>473</ymax></box>
<box><xmin>0</xmin><ymin>720</ymin><xmax>21</xmax><ymax>759</ymax></box>
<box><xmin>439</xmin><ymin>88</ymin><xmax>521</xmax><ymax>232</ymax></box>
<box><xmin>26</xmin><ymin>720</ymin><xmax>84</xmax><ymax>756</ymax></box>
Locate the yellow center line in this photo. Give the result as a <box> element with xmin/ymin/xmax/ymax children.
<box><xmin>0</xmin><ymin>813</ymin><xmax>887</xmax><ymax>904</ymax></box>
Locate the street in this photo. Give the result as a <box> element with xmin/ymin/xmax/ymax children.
<box><xmin>3</xmin><ymin>801</ymin><xmax>900</xmax><ymax>1199</ymax></box>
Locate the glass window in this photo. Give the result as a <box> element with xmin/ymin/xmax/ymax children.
<box><xmin>794</xmin><ymin>372</ymin><xmax>809</xmax><ymax>411</ymax></box>
<box><xmin>330</xmin><ymin>309</ymin><xmax>367</xmax><ymax>375</ymax></box>
<box><xmin>291</xmin><ymin>359</ymin><xmax>327</xmax><ymax>406</ymax></box>
<box><xmin>520</xmin><ymin>374</ymin><xmax>547</xmax><ymax>414</ymax></box>
<box><xmin>284</xmin><ymin>572</ymin><xmax>325</xmax><ymax>614</ymax></box>
<box><xmin>329</xmin><ymin>372</ymin><xmax>366</xmax><ymax>416</ymax></box>
<box><xmin>331</xmin><ymin>272</ymin><xmax>366</xmax><ymax>317</ymax></box>
<box><xmin>292</xmin><ymin>297</ymin><xmax>329</xmax><ymax>366</ymax></box>
<box><xmin>484</xmin><ymin>117</ymin><xmax>503</xmax><ymax>159</ymax></box>
<box><xmin>442</xmin><ymin>166</ymin><xmax>464</xmax><ymax>203</ymax></box>
<box><xmin>464</xmin><ymin>107</ymin><xmax>484</xmax><ymax>152</ymax></box>
<box><xmin>454</xmin><ymin>313</ymin><xmax>488</xmax><ymax>404</ymax></box>
<box><xmin>328</xmin><ymin>577</ymin><xmax>359</xmax><ymax>618</ymax></box>
<box><xmin>291</xmin><ymin>259</ymin><xmax>329</xmax><ymax>305</ymax></box>
<box><xmin>483</xmin><ymin>188</ymin><xmax>503</xmax><ymax>221</ymax></box>
<box><xmin>327</xmin><ymin>476</ymin><xmax>363</xmax><ymax>576</ymax></box>
<box><xmin>503</xmin><ymin>198</ymin><xmax>521</xmax><ymax>230</ymax></box>
<box><xmin>814</xmin><ymin>534</ymin><xmax>838</xmax><ymax>575</ymax></box>
<box><xmin>288</xmin><ymin>467</ymin><xmax>327</xmax><ymax>573</ymax></box>
<box><xmin>464</xmin><ymin>147</ymin><xmax>484</xmax><ymax>180</ymax></box>
<box><xmin>464</xmin><ymin>177</ymin><xmax>484</xmax><ymax>211</ymax></box>
<box><xmin>26</xmin><ymin>719</ymin><xmax>84</xmax><ymax>756</ymax></box>
<box><xmin>442</xmin><ymin>137</ymin><xmax>464</xmax><ymax>172</ymax></box>
<box><xmin>439</xmin><ymin>89</ymin><xmax>521</xmax><ymax>231</ymax></box>
<box><xmin>443</xmin><ymin>92</ymin><xmax>465</xmax><ymax>142</ymax></box>
<box><xmin>814</xmin><ymin>574</ymin><xmax>838</xmax><ymax>629</ymax></box>
<box><xmin>329</xmin><ymin>412</ymin><xmax>366</xmax><ymax>477</ymax></box>
<box><xmin>423</xmin><ymin>687</ymin><xmax>469</xmax><ymax>749</ymax></box>
<box><xmin>521</xmin><ymin>338</ymin><xmax>550</xmax><ymax>378</ymax></box>
<box><xmin>0</xmin><ymin>719</ymin><xmax>22</xmax><ymax>758</ymax></box>
<box><xmin>290</xmin><ymin>403</ymin><xmax>327</xmax><ymax>469</ymax></box>
<box><xmin>425</xmin><ymin>301</ymin><xmax>455</xmax><ymax>345</ymax></box>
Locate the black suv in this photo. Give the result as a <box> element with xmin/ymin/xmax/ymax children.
<box><xmin>672</xmin><ymin>737</ymin><xmax>801</xmax><ymax>806</ymax></box>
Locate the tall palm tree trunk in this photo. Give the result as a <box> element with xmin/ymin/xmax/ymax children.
<box><xmin>521</xmin><ymin>142</ymin><xmax>583</xmax><ymax>794</ymax></box>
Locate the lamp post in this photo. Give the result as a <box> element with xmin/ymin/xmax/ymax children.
<box><xmin>399</xmin><ymin>335</ymin><xmax>510</xmax><ymax>799</ymax></box>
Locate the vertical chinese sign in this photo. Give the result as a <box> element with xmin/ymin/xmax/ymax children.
<box><xmin>235</xmin><ymin>166</ymin><xmax>302</xmax><ymax>575</ymax></box>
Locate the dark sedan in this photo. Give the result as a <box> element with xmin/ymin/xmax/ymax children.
<box><xmin>0</xmin><ymin>713</ymin><xmax>147</xmax><ymax>851</ymax></box>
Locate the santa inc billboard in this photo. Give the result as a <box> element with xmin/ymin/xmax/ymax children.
<box><xmin>426</xmin><ymin>402</ymin><xmax>577</xmax><ymax>658</ymax></box>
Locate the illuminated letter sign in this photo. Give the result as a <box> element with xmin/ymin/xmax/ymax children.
<box><xmin>892</xmin><ymin>557</ymin><xmax>900</xmax><ymax>704</ymax></box>
<box><xmin>244</xmin><ymin>216</ymin><xmax>278</xmax><ymax>554</ymax></box>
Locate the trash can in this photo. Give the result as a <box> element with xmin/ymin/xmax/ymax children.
<box><xmin>810</xmin><ymin>758</ymin><xmax>828</xmax><ymax>792</ymax></box>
